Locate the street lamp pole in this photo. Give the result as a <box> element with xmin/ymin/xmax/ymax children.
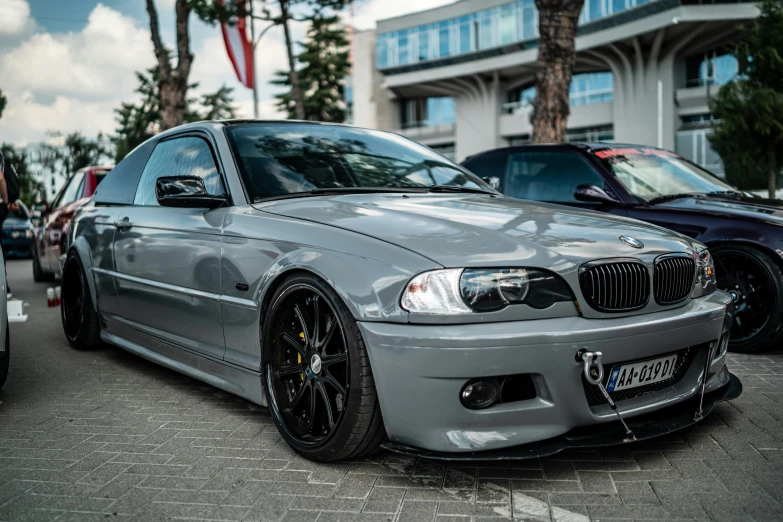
<box><xmin>248</xmin><ymin>0</ymin><xmax>276</xmax><ymax>119</ymax></box>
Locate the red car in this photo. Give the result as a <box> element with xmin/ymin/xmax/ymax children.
<box><xmin>33</xmin><ymin>166</ymin><xmax>112</xmax><ymax>282</ymax></box>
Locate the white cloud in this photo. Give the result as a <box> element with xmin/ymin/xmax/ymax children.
<box><xmin>0</xmin><ymin>0</ymin><xmax>33</xmax><ymax>36</ymax></box>
<box><xmin>0</xmin><ymin>0</ymin><xmax>451</xmax><ymax>145</ymax></box>
<box><xmin>351</xmin><ymin>0</ymin><xmax>455</xmax><ymax>30</ymax></box>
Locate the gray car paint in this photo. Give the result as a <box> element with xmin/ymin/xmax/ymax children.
<box><xmin>68</xmin><ymin>121</ymin><xmax>735</xmax><ymax>454</ymax></box>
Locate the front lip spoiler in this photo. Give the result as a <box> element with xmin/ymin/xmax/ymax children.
<box><xmin>382</xmin><ymin>372</ymin><xmax>742</xmax><ymax>461</ymax></box>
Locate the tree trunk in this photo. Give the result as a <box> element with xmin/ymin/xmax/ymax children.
<box><xmin>280</xmin><ymin>0</ymin><xmax>306</xmax><ymax>120</ymax></box>
<box><xmin>768</xmin><ymin>151</ymin><xmax>778</xmax><ymax>199</ymax></box>
<box><xmin>532</xmin><ymin>0</ymin><xmax>584</xmax><ymax>143</ymax></box>
<box><xmin>145</xmin><ymin>0</ymin><xmax>193</xmax><ymax>131</ymax></box>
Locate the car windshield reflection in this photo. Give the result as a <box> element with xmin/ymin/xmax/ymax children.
<box><xmin>591</xmin><ymin>147</ymin><xmax>735</xmax><ymax>202</ymax></box>
<box><xmin>226</xmin><ymin>123</ymin><xmax>490</xmax><ymax>201</ymax></box>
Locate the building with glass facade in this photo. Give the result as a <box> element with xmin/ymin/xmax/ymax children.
<box><xmin>350</xmin><ymin>0</ymin><xmax>758</xmax><ymax>175</ymax></box>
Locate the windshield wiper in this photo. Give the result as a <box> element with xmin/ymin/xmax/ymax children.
<box><xmin>647</xmin><ymin>193</ymin><xmax>703</xmax><ymax>205</ymax></box>
<box><xmin>705</xmin><ymin>190</ymin><xmax>751</xmax><ymax>198</ymax></box>
<box><xmin>427</xmin><ymin>185</ymin><xmax>496</xmax><ymax>195</ymax></box>
<box><xmin>253</xmin><ymin>187</ymin><xmax>420</xmax><ymax>203</ymax></box>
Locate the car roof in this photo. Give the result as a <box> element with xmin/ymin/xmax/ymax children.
<box><xmin>463</xmin><ymin>142</ymin><xmax>665</xmax><ymax>161</ymax></box>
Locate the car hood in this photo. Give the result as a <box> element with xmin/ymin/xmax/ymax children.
<box><xmin>255</xmin><ymin>194</ymin><xmax>695</xmax><ymax>268</ymax></box>
<box><xmin>655</xmin><ymin>193</ymin><xmax>783</xmax><ymax>222</ymax></box>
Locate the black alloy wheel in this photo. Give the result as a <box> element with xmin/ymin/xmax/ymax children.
<box><xmin>268</xmin><ymin>286</ymin><xmax>349</xmax><ymax>443</ymax></box>
<box><xmin>262</xmin><ymin>273</ymin><xmax>385</xmax><ymax>461</ymax></box>
<box><xmin>61</xmin><ymin>253</ymin><xmax>101</xmax><ymax>349</ymax></box>
<box><xmin>713</xmin><ymin>245</ymin><xmax>783</xmax><ymax>353</ymax></box>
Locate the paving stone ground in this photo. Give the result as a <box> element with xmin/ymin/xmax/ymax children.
<box><xmin>0</xmin><ymin>259</ymin><xmax>782</xmax><ymax>522</ymax></box>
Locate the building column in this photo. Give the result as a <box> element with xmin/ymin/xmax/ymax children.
<box><xmin>432</xmin><ymin>74</ymin><xmax>502</xmax><ymax>161</ymax></box>
<box><xmin>587</xmin><ymin>28</ymin><xmax>709</xmax><ymax>149</ymax></box>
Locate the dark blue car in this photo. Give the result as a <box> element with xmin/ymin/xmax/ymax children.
<box><xmin>2</xmin><ymin>201</ymin><xmax>34</xmax><ymax>259</ymax></box>
<box><xmin>463</xmin><ymin>143</ymin><xmax>783</xmax><ymax>353</ymax></box>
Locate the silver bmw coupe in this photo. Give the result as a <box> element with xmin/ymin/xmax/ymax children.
<box><xmin>62</xmin><ymin>120</ymin><xmax>741</xmax><ymax>461</ymax></box>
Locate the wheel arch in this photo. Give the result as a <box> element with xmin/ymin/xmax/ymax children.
<box><xmin>704</xmin><ymin>238</ymin><xmax>783</xmax><ymax>272</ymax></box>
<box><xmin>253</xmin><ymin>249</ymin><xmax>417</xmax><ymax>328</ymax></box>
<box><xmin>66</xmin><ymin>237</ymin><xmax>97</xmax><ymax>313</ymax></box>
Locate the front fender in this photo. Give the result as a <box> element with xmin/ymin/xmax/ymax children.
<box><xmin>68</xmin><ymin>237</ymin><xmax>97</xmax><ymax>313</ymax></box>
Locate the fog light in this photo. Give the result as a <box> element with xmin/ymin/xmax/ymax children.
<box><xmin>460</xmin><ymin>379</ymin><xmax>500</xmax><ymax>410</ymax></box>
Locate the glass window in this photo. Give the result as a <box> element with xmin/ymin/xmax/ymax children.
<box><xmin>377</xmin><ymin>35</ymin><xmax>388</xmax><ymax>68</ymax></box>
<box><xmin>438</xmin><ymin>21</ymin><xmax>451</xmax><ymax>57</ymax></box>
<box><xmin>418</xmin><ymin>26</ymin><xmax>430</xmax><ymax>61</ymax></box>
<box><xmin>500</xmin><ymin>4</ymin><xmax>516</xmax><ymax>44</ymax></box>
<box><xmin>458</xmin><ymin>16</ymin><xmax>472</xmax><ymax>54</ymax></box>
<box><xmin>134</xmin><ymin>136</ymin><xmax>223</xmax><ymax>206</ymax></box>
<box><xmin>592</xmin><ymin>147</ymin><xmax>732</xmax><ymax>200</ymax></box>
<box><xmin>56</xmin><ymin>172</ymin><xmax>85</xmax><ymax>208</ymax></box>
<box><xmin>612</xmin><ymin>0</ymin><xmax>626</xmax><ymax>14</ymax></box>
<box><xmin>226</xmin><ymin>124</ymin><xmax>487</xmax><ymax>201</ymax></box>
<box><xmin>522</xmin><ymin>0</ymin><xmax>536</xmax><ymax>38</ymax></box>
<box><xmin>505</xmin><ymin>152</ymin><xmax>604</xmax><ymax>203</ymax></box>
<box><xmin>398</xmin><ymin>30</ymin><xmax>410</xmax><ymax>65</ymax></box>
<box><xmin>589</xmin><ymin>0</ymin><xmax>603</xmax><ymax>20</ymax></box>
<box><xmin>478</xmin><ymin>11</ymin><xmax>494</xmax><ymax>49</ymax></box>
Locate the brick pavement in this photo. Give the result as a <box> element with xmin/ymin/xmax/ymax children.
<box><xmin>1</xmin><ymin>260</ymin><xmax>782</xmax><ymax>522</ymax></box>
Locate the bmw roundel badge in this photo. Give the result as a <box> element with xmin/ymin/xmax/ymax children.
<box><xmin>619</xmin><ymin>235</ymin><xmax>644</xmax><ymax>249</ymax></box>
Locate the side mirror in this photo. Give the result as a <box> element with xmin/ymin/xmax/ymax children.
<box><xmin>482</xmin><ymin>176</ymin><xmax>501</xmax><ymax>191</ymax></box>
<box><xmin>155</xmin><ymin>176</ymin><xmax>227</xmax><ymax>209</ymax></box>
<box><xmin>574</xmin><ymin>184</ymin><xmax>620</xmax><ymax>205</ymax></box>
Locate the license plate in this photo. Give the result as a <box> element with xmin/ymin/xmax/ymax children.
<box><xmin>606</xmin><ymin>354</ymin><xmax>678</xmax><ymax>392</ymax></box>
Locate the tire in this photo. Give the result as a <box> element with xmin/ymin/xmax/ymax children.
<box><xmin>32</xmin><ymin>250</ymin><xmax>54</xmax><ymax>283</ymax></box>
<box><xmin>0</xmin><ymin>322</ymin><xmax>9</xmax><ymax>389</ymax></box>
<box><xmin>261</xmin><ymin>273</ymin><xmax>385</xmax><ymax>462</ymax></box>
<box><xmin>61</xmin><ymin>251</ymin><xmax>101</xmax><ymax>350</ymax></box>
<box><xmin>712</xmin><ymin>244</ymin><xmax>783</xmax><ymax>353</ymax></box>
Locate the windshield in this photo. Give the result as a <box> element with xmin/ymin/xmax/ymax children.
<box><xmin>226</xmin><ymin>123</ymin><xmax>488</xmax><ymax>201</ymax></box>
<box><xmin>591</xmin><ymin>147</ymin><xmax>734</xmax><ymax>201</ymax></box>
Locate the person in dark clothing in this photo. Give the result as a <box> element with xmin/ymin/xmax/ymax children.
<box><xmin>0</xmin><ymin>151</ymin><xmax>20</xmax><ymax>299</ymax></box>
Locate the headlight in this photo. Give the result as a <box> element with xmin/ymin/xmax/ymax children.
<box><xmin>692</xmin><ymin>248</ymin><xmax>717</xmax><ymax>298</ymax></box>
<box><xmin>401</xmin><ymin>268</ymin><xmax>575</xmax><ymax>314</ymax></box>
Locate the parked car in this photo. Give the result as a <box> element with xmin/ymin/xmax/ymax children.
<box><xmin>463</xmin><ymin>144</ymin><xmax>783</xmax><ymax>353</ymax></box>
<box><xmin>62</xmin><ymin>121</ymin><xmax>740</xmax><ymax>461</ymax></box>
<box><xmin>33</xmin><ymin>166</ymin><xmax>112</xmax><ymax>282</ymax></box>
<box><xmin>1</xmin><ymin>201</ymin><xmax>34</xmax><ymax>258</ymax></box>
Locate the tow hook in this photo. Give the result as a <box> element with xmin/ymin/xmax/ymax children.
<box><xmin>577</xmin><ymin>349</ymin><xmax>636</xmax><ymax>442</ymax></box>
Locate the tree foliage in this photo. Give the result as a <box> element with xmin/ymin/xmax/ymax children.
<box><xmin>0</xmin><ymin>144</ymin><xmax>45</xmax><ymax>206</ymax></box>
<box><xmin>42</xmin><ymin>133</ymin><xmax>111</xmax><ymax>182</ymax></box>
<box><xmin>0</xmin><ymin>90</ymin><xmax>6</xmax><ymax>121</ymax></box>
<box><xmin>272</xmin><ymin>15</ymin><xmax>349</xmax><ymax>122</ymax></box>
<box><xmin>192</xmin><ymin>0</ymin><xmax>352</xmax><ymax>120</ymax></box>
<box><xmin>708</xmin><ymin>0</ymin><xmax>783</xmax><ymax>197</ymax></box>
<box><xmin>200</xmin><ymin>86</ymin><xmax>238</xmax><ymax>120</ymax></box>
<box><xmin>113</xmin><ymin>66</ymin><xmax>237</xmax><ymax>162</ymax></box>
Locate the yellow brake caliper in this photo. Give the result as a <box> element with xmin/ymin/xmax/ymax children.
<box><xmin>298</xmin><ymin>332</ymin><xmax>305</xmax><ymax>382</ymax></box>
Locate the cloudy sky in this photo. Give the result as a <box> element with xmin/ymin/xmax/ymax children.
<box><xmin>0</xmin><ymin>0</ymin><xmax>453</xmax><ymax>146</ymax></box>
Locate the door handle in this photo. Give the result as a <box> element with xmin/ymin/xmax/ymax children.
<box><xmin>114</xmin><ymin>218</ymin><xmax>132</xmax><ymax>231</ymax></box>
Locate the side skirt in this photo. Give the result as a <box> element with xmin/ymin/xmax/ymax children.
<box><xmin>100</xmin><ymin>328</ymin><xmax>267</xmax><ymax>407</ymax></box>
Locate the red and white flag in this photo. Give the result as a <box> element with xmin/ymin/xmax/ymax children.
<box><xmin>218</xmin><ymin>0</ymin><xmax>254</xmax><ymax>89</ymax></box>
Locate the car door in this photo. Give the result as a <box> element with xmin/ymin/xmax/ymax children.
<box><xmin>112</xmin><ymin>134</ymin><xmax>229</xmax><ymax>360</ymax></box>
<box><xmin>43</xmin><ymin>171</ymin><xmax>85</xmax><ymax>271</ymax></box>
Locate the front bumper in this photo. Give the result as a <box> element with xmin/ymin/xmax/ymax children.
<box><xmin>1</xmin><ymin>237</ymin><xmax>33</xmax><ymax>258</ymax></box>
<box><xmin>359</xmin><ymin>291</ymin><xmax>736</xmax><ymax>454</ymax></box>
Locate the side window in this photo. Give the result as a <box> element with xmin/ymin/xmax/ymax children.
<box><xmin>57</xmin><ymin>172</ymin><xmax>85</xmax><ymax>208</ymax></box>
<box><xmin>462</xmin><ymin>154</ymin><xmax>509</xmax><ymax>189</ymax></box>
<box><xmin>134</xmin><ymin>136</ymin><xmax>224</xmax><ymax>206</ymax></box>
<box><xmin>505</xmin><ymin>152</ymin><xmax>604</xmax><ymax>203</ymax></box>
